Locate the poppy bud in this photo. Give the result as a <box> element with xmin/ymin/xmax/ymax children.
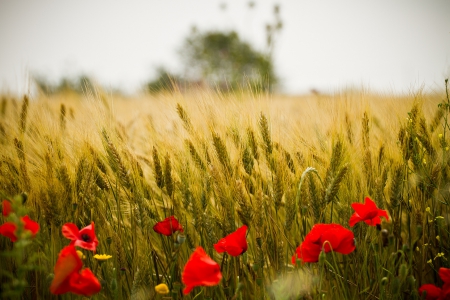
<box><xmin>402</xmin><ymin>244</ymin><xmax>410</xmax><ymax>253</ymax></box>
<box><xmin>110</xmin><ymin>278</ymin><xmax>117</xmax><ymax>292</ymax></box>
<box><xmin>234</xmin><ymin>282</ymin><xmax>244</xmax><ymax>294</ymax></box>
<box><xmin>415</xmin><ymin>225</ymin><xmax>422</xmax><ymax>239</ymax></box>
<box><xmin>172</xmin><ymin>282</ymin><xmax>182</xmax><ymax>291</ymax></box>
<box><xmin>177</xmin><ymin>233</ymin><xmax>186</xmax><ymax>245</ymax></box>
<box><xmin>256</xmin><ymin>277</ymin><xmax>263</xmax><ymax>286</ymax></box>
<box><xmin>381</xmin><ymin>229</ymin><xmax>389</xmax><ymax>247</ymax></box>
<box><xmin>256</xmin><ymin>237</ymin><xmax>262</xmax><ymax>248</ymax></box>
<box><xmin>399</xmin><ymin>264</ymin><xmax>407</xmax><ymax>281</ymax></box>
<box><xmin>301</xmin><ymin>206</ymin><xmax>307</xmax><ymax>215</ymax></box>
<box><xmin>99</xmin><ymin>279</ymin><xmax>107</xmax><ymax>289</ymax></box>
<box><xmin>406</xmin><ymin>275</ymin><xmax>416</xmax><ymax>289</ymax></box>
<box><xmin>318</xmin><ymin>250</ymin><xmax>326</xmax><ymax>264</ymax></box>
<box><xmin>391</xmin><ymin>277</ymin><xmax>401</xmax><ymax>295</ymax></box>
<box><xmin>46</xmin><ymin>273</ymin><xmax>54</xmax><ymax>286</ymax></box>
<box><xmin>20</xmin><ymin>192</ymin><xmax>27</xmax><ymax>204</ymax></box>
<box><xmin>12</xmin><ymin>279</ymin><xmax>27</xmax><ymax>290</ymax></box>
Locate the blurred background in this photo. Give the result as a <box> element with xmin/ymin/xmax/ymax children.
<box><xmin>0</xmin><ymin>0</ymin><xmax>449</xmax><ymax>96</ymax></box>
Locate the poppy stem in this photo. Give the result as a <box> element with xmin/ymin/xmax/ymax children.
<box><xmin>192</xmin><ymin>287</ymin><xmax>204</xmax><ymax>300</ymax></box>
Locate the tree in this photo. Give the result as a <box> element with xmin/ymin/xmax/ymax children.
<box><xmin>145</xmin><ymin>67</ymin><xmax>186</xmax><ymax>93</ymax></box>
<box><xmin>180</xmin><ymin>30</ymin><xmax>276</xmax><ymax>92</ymax></box>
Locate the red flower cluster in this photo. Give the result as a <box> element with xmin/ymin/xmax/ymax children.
<box><xmin>292</xmin><ymin>223</ymin><xmax>355</xmax><ymax>264</ymax></box>
<box><xmin>214</xmin><ymin>225</ymin><xmax>248</xmax><ymax>256</ymax></box>
<box><xmin>0</xmin><ymin>200</ymin><xmax>39</xmax><ymax>242</ymax></box>
<box><xmin>182</xmin><ymin>247</ymin><xmax>222</xmax><ymax>294</ymax></box>
<box><xmin>349</xmin><ymin>197</ymin><xmax>389</xmax><ymax>227</ymax></box>
<box><xmin>153</xmin><ymin>216</ymin><xmax>183</xmax><ymax>236</ymax></box>
<box><xmin>50</xmin><ymin>221</ymin><xmax>101</xmax><ymax>296</ymax></box>
<box><xmin>50</xmin><ymin>245</ymin><xmax>101</xmax><ymax>296</ymax></box>
<box><xmin>419</xmin><ymin>268</ymin><xmax>450</xmax><ymax>300</ymax></box>
<box><xmin>62</xmin><ymin>222</ymin><xmax>99</xmax><ymax>252</ymax></box>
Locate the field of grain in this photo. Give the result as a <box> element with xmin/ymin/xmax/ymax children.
<box><xmin>0</xmin><ymin>84</ymin><xmax>449</xmax><ymax>299</ymax></box>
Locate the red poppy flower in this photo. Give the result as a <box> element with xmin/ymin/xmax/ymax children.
<box><xmin>182</xmin><ymin>246</ymin><xmax>222</xmax><ymax>294</ymax></box>
<box><xmin>292</xmin><ymin>223</ymin><xmax>355</xmax><ymax>264</ymax></box>
<box><xmin>50</xmin><ymin>245</ymin><xmax>101</xmax><ymax>296</ymax></box>
<box><xmin>349</xmin><ymin>197</ymin><xmax>389</xmax><ymax>227</ymax></box>
<box><xmin>440</xmin><ymin>268</ymin><xmax>450</xmax><ymax>299</ymax></box>
<box><xmin>0</xmin><ymin>200</ymin><xmax>39</xmax><ymax>242</ymax></box>
<box><xmin>153</xmin><ymin>216</ymin><xmax>183</xmax><ymax>236</ymax></box>
<box><xmin>62</xmin><ymin>222</ymin><xmax>99</xmax><ymax>252</ymax></box>
<box><xmin>419</xmin><ymin>268</ymin><xmax>450</xmax><ymax>300</ymax></box>
<box><xmin>419</xmin><ymin>284</ymin><xmax>442</xmax><ymax>300</ymax></box>
<box><xmin>2</xmin><ymin>200</ymin><xmax>12</xmax><ymax>216</ymax></box>
<box><xmin>214</xmin><ymin>225</ymin><xmax>248</xmax><ymax>256</ymax></box>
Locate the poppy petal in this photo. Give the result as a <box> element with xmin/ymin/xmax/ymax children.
<box><xmin>182</xmin><ymin>247</ymin><xmax>222</xmax><ymax>294</ymax></box>
<box><xmin>349</xmin><ymin>213</ymin><xmax>363</xmax><ymax>227</ymax></box>
<box><xmin>0</xmin><ymin>222</ymin><xmax>18</xmax><ymax>242</ymax></box>
<box><xmin>418</xmin><ymin>284</ymin><xmax>441</xmax><ymax>300</ymax></box>
<box><xmin>331</xmin><ymin>230</ymin><xmax>355</xmax><ymax>254</ymax></box>
<box><xmin>291</xmin><ymin>252</ymin><xmax>298</xmax><ymax>265</ymax></box>
<box><xmin>364</xmin><ymin>197</ymin><xmax>378</xmax><ymax>210</ymax></box>
<box><xmin>2</xmin><ymin>200</ymin><xmax>12</xmax><ymax>216</ymax></box>
<box><xmin>213</xmin><ymin>238</ymin><xmax>227</xmax><ymax>253</ymax></box>
<box><xmin>364</xmin><ymin>216</ymin><xmax>381</xmax><ymax>226</ymax></box>
<box><xmin>350</xmin><ymin>203</ymin><xmax>368</xmax><ymax>216</ymax></box>
<box><xmin>306</xmin><ymin>224</ymin><xmax>329</xmax><ymax>243</ymax></box>
<box><xmin>76</xmin><ymin>222</ymin><xmax>99</xmax><ymax>251</ymax></box>
<box><xmin>153</xmin><ymin>216</ymin><xmax>183</xmax><ymax>236</ymax></box>
<box><xmin>63</xmin><ymin>222</ymin><xmax>98</xmax><ymax>252</ymax></box>
<box><xmin>377</xmin><ymin>209</ymin><xmax>389</xmax><ymax>221</ymax></box>
<box><xmin>440</xmin><ymin>267</ymin><xmax>450</xmax><ymax>283</ymax></box>
<box><xmin>293</xmin><ymin>223</ymin><xmax>355</xmax><ymax>264</ymax></box>
<box><xmin>22</xmin><ymin>215</ymin><xmax>40</xmax><ymax>236</ymax></box>
<box><xmin>69</xmin><ymin>268</ymin><xmax>102</xmax><ymax>296</ymax></box>
<box><xmin>214</xmin><ymin>225</ymin><xmax>247</xmax><ymax>256</ymax></box>
<box><xmin>50</xmin><ymin>245</ymin><xmax>83</xmax><ymax>295</ymax></box>
<box><xmin>350</xmin><ymin>197</ymin><xmax>389</xmax><ymax>227</ymax></box>
<box><xmin>320</xmin><ymin>224</ymin><xmax>355</xmax><ymax>254</ymax></box>
<box><xmin>62</xmin><ymin>223</ymin><xmax>81</xmax><ymax>240</ymax></box>
<box><xmin>299</xmin><ymin>241</ymin><xmax>322</xmax><ymax>262</ymax></box>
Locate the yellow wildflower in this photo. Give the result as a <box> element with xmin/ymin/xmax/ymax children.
<box><xmin>94</xmin><ymin>254</ymin><xmax>112</xmax><ymax>261</ymax></box>
<box><xmin>76</xmin><ymin>250</ymin><xmax>85</xmax><ymax>260</ymax></box>
<box><xmin>155</xmin><ymin>283</ymin><xmax>170</xmax><ymax>294</ymax></box>
<box><xmin>434</xmin><ymin>252</ymin><xmax>446</xmax><ymax>260</ymax></box>
<box><xmin>436</xmin><ymin>236</ymin><xmax>440</xmax><ymax>241</ymax></box>
<box><xmin>439</xmin><ymin>134</ymin><xmax>443</xmax><ymax>138</ymax></box>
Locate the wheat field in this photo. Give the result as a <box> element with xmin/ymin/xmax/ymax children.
<box><xmin>0</xmin><ymin>84</ymin><xmax>449</xmax><ymax>299</ymax></box>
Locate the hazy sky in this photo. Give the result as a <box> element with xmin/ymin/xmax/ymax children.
<box><xmin>0</xmin><ymin>0</ymin><xmax>449</xmax><ymax>95</ymax></box>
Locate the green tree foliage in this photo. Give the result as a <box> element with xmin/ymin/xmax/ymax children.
<box><xmin>181</xmin><ymin>30</ymin><xmax>277</xmax><ymax>92</ymax></box>
<box><xmin>145</xmin><ymin>67</ymin><xmax>186</xmax><ymax>93</ymax></box>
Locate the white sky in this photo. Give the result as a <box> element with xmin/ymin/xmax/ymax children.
<box><xmin>0</xmin><ymin>0</ymin><xmax>449</xmax><ymax>95</ymax></box>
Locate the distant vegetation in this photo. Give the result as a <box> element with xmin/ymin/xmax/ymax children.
<box><xmin>145</xmin><ymin>30</ymin><xmax>276</xmax><ymax>94</ymax></box>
